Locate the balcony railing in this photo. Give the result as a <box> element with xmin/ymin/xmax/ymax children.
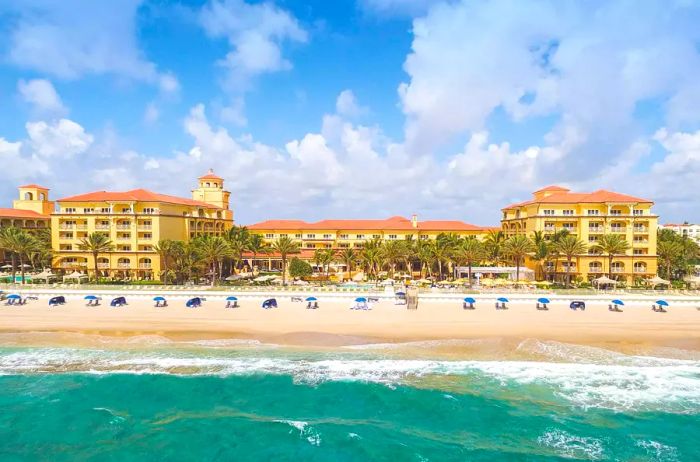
<box><xmin>97</xmin><ymin>263</ymin><xmax>110</xmax><ymax>269</ymax></box>
<box><xmin>137</xmin><ymin>225</ymin><xmax>152</xmax><ymax>230</ymax></box>
<box><xmin>588</xmin><ymin>227</ymin><xmax>604</xmax><ymax>233</ymax></box>
<box><xmin>117</xmin><ymin>263</ymin><xmax>131</xmax><ymax>269</ymax></box>
<box><xmin>60</xmin><ymin>262</ymin><xmax>87</xmax><ymax>268</ymax></box>
<box><xmin>633</xmin><ymin>227</ymin><xmax>648</xmax><ymax>233</ymax></box>
<box><xmin>116</xmin><ymin>236</ymin><xmax>131</xmax><ymax>240</ymax></box>
<box><xmin>634</xmin><ymin>267</ymin><xmax>648</xmax><ymax>273</ymax></box>
<box><xmin>610</xmin><ymin>228</ymin><xmax>626</xmax><ymax>233</ymax></box>
<box><xmin>611</xmin><ymin>267</ymin><xmax>624</xmax><ymax>273</ymax></box>
<box><xmin>138</xmin><ymin>263</ymin><xmax>152</xmax><ymax>269</ymax></box>
<box><xmin>95</xmin><ymin>225</ymin><xmax>110</xmax><ymax>230</ymax></box>
<box><xmin>116</xmin><ymin>225</ymin><xmax>131</xmax><ymax>230</ymax></box>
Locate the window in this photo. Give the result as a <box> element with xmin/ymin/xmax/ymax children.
<box><xmin>633</xmin><ymin>249</ymin><xmax>646</xmax><ymax>255</ymax></box>
<box><xmin>117</xmin><ymin>245</ymin><xmax>131</xmax><ymax>251</ymax></box>
<box><xmin>141</xmin><ymin>233</ymin><xmax>152</xmax><ymax>240</ymax></box>
<box><xmin>610</xmin><ymin>210</ymin><xmax>622</xmax><ymax>216</ymax></box>
<box><xmin>280</xmin><ymin>234</ymin><xmax>288</xmax><ymax>238</ymax></box>
<box><xmin>84</xmin><ymin>208</ymin><xmax>94</xmax><ymax>213</ymax></box>
<box><xmin>543</xmin><ymin>209</ymin><xmax>555</xmax><ymax>215</ymax></box>
<box><xmin>265</xmin><ymin>233</ymin><xmax>274</xmax><ymax>238</ymax></box>
<box><xmin>121</xmin><ymin>207</ymin><xmax>132</xmax><ymax>213</ymax></box>
<box><xmin>372</xmin><ymin>234</ymin><xmax>380</xmax><ymax>239</ymax></box>
<box><xmin>294</xmin><ymin>234</ymin><xmax>302</xmax><ymax>239</ymax></box>
<box><xmin>587</xmin><ymin>209</ymin><xmax>600</xmax><ymax>216</ymax></box>
<box><xmin>633</xmin><ymin>210</ymin><xmax>643</xmax><ymax>216</ymax></box>
<box><xmin>563</xmin><ymin>210</ymin><xmax>574</xmax><ymax>216</ymax></box>
<box><xmin>339</xmin><ymin>234</ymin><xmax>348</xmax><ymax>239</ymax></box>
<box><xmin>634</xmin><ymin>262</ymin><xmax>647</xmax><ymax>273</ymax></box>
<box><xmin>143</xmin><ymin>208</ymin><xmax>156</xmax><ymax>214</ymax></box>
<box><xmin>356</xmin><ymin>234</ymin><xmax>365</xmax><ymax>239</ymax></box>
<box><xmin>338</xmin><ymin>243</ymin><xmax>349</xmax><ymax>248</ymax></box>
<box><xmin>306</xmin><ymin>234</ymin><xmax>316</xmax><ymax>239</ymax></box>
<box><xmin>589</xmin><ymin>262</ymin><xmax>602</xmax><ymax>273</ymax></box>
<box><xmin>306</xmin><ymin>243</ymin><xmax>315</xmax><ymax>249</ymax></box>
<box><xmin>324</xmin><ymin>244</ymin><xmax>332</xmax><ymax>249</ymax></box>
<box><xmin>420</xmin><ymin>234</ymin><xmax>429</xmax><ymax>240</ymax></box>
<box><xmin>100</xmin><ymin>207</ymin><xmax>110</xmax><ymax>214</ymax></box>
<box><xmin>388</xmin><ymin>234</ymin><xmax>397</xmax><ymax>239</ymax></box>
<box><xmin>563</xmin><ymin>223</ymin><xmax>575</xmax><ymax>230</ymax></box>
<box><xmin>323</xmin><ymin>234</ymin><xmax>332</xmax><ymax>239</ymax></box>
<box><xmin>588</xmin><ymin>236</ymin><xmax>599</xmax><ymax>242</ymax></box>
<box><xmin>64</xmin><ymin>208</ymin><xmax>76</xmax><ymax>213</ymax></box>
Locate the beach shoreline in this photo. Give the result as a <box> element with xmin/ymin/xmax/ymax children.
<box><xmin>0</xmin><ymin>289</ymin><xmax>698</xmax><ymax>355</ymax></box>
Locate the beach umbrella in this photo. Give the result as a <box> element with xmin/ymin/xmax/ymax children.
<box><xmin>497</xmin><ymin>297</ymin><xmax>509</xmax><ymax>303</ymax></box>
<box><xmin>395</xmin><ymin>291</ymin><xmax>406</xmax><ymax>296</ymax></box>
<box><xmin>226</xmin><ymin>296</ymin><xmax>238</xmax><ymax>301</ymax></box>
<box><xmin>355</xmin><ymin>297</ymin><xmax>367</xmax><ymax>302</ymax></box>
<box><xmin>153</xmin><ymin>296</ymin><xmax>166</xmax><ymax>302</ymax></box>
<box><xmin>655</xmin><ymin>300</ymin><xmax>669</xmax><ymax>307</ymax></box>
<box><xmin>305</xmin><ymin>296</ymin><xmax>317</xmax><ymax>301</ymax></box>
<box><xmin>537</xmin><ymin>297</ymin><xmax>551</xmax><ymax>304</ymax></box>
<box><xmin>611</xmin><ymin>299</ymin><xmax>624</xmax><ymax>306</ymax></box>
<box><xmin>84</xmin><ymin>295</ymin><xmax>99</xmax><ymax>300</ymax></box>
<box><xmin>6</xmin><ymin>294</ymin><xmax>20</xmax><ymax>300</ymax></box>
<box><xmin>0</xmin><ymin>264</ymin><xmax>13</xmax><ymax>269</ymax></box>
<box><xmin>464</xmin><ymin>297</ymin><xmax>476</xmax><ymax>304</ymax></box>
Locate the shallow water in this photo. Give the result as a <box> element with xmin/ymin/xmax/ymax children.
<box><xmin>0</xmin><ymin>341</ymin><xmax>698</xmax><ymax>461</ymax></box>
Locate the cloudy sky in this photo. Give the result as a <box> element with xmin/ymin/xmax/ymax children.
<box><xmin>0</xmin><ymin>0</ymin><xmax>699</xmax><ymax>226</ymax></box>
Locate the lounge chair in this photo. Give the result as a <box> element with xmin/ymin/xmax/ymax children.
<box><xmin>569</xmin><ymin>301</ymin><xmax>586</xmax><ymax>311</ymax></box>
<box><xmin>608</xmin><ymin>304</ymin><xmax>623</xmax><ymax>312</ymax></box>
<box><xmin>155</xmin><ymin>300</ymin><xmax>167</xmax><ymax>307</ymax></box>
<box><xmin>536</xmin><ymin>302</ymin><xmax>549</xmax><ymax>311</ymax></box>
<box><xmin>495</xmin><ymin>302</ymin><xmax>508</xmax><ymax>310</ymax></box>
<box><xmin>225</xmin><ymin>300</ymin><xmax>239</xmax><ymax>308</ymax></box>
<box><xmin>291</xmin><ymin>296</ymin><xmax>303</xmax><ymax>302</ymax></box>
<box><xmin>463</xmin><ymin>301</ymin><xmax>475</xmax><ymax>310</ymax></box>
<box><xmin>262</xmin><ymin>298</ymin><xmax>277</xmax><ymax>309</ymax></box>
<box><xmin>652</xmin><ymin>304</ymin><xmax>667</xmax><ymax>313</ymax></box>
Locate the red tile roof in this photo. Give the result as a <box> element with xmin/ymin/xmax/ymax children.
<box><xmin>57</xmin><ymin>188</ymin><xmax>221</xmax><ymax>208</ymax></box>
<box><xmin>18</xmin><ymin>184</ymin><xmax>49</xmax><ymax>190</ymax></box>
<box><xmin>534</xmin><ymin>185</ymin><xmax>570</xmax><ymax>193</ymax></box>
<box><xmin>247</xmin><ymin>216</ymin><xmax>489</xmax><ymax>231</ymax></box>
<box><xmin>0</xmin><ymin>208</ymin><xmax>49</xmax><ymax>219</ymax></box>
<box><xmin>503</xmin><ymin>188</ymin><xmax>653</xmax><ymax>210</ymax></box>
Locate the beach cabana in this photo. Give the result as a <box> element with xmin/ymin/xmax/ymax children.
<box><xmin>33</xmin><ymin>270</ymin><xmax>56</xmax><ymax>282</ymax></box>
<box><xmin>48</xmin><ymin>296</ymin><xmax>66</xmax><ymax>306</ymax></box>
<box><xmin>463</xmin><ymin>297</ymin><xmax>476</xmax><ymax>310</ymax></box>
<box><xmin>110</xmin><ymin>296</ymin><xmax>127</xmax><ymax>307</ymax></box>
<box><xmin>153</xmin><ymin>296</ymin><xmax>167</xmax><ymax>307</ymax></box>
<box><xmin>394</xmin><ymin>291</ymin><xmax>407</xmax><ymax>306</ymax></box>
<box><xmin>351</xmin><ymin>297</ymin><xmax>369</xmax><ymax>310</ymax></box>
<box><xmin>305</xmin><ymin>296</ymin><xmax>319</xmax><ymax>309</ymax></box>
<box><xmin>495</xmin><ymin>297</ymin><xmax>509</xmax><ymax>310</ymax></box>
<box><xmin>63</xmin><ymin>271</ymin><xmax>88</xmax><ymax>283</ymax></box>
<box><xmin>609</xmin><ymin>299</ymin><xmax>624</xmax><ymax>312</ymax></box>
<box><xmin>84</xmin><ymin>295</ymin><xmax>101</xmax><ymax>307</ymax></box>
<box><xmin>536</xmin><ymin>297</ymin><xmax>550</xmax><ymax>311</ymax></box>
<box><xmin>225</xmin><ymin>296</ymin><xmax>239</xmax><ymax>308</ymax></box>
<box><xmin>186</xmin><ymin>297</ymin><xmax>202</xmax><ymax>308</ymax></box>
<box><xmin>593</xmin><ymin>275</ymin><xmax>617</xmax><ymax>288</ymax></box>
<box><xmin>262</xmin><ymin>298</ymin><xmax>277</xmax><ymax>309</ymax></box>
<box><xmin>652</xmin><ymin>299</ymin><xmax>669</xmax><ymax>312</ymax></box>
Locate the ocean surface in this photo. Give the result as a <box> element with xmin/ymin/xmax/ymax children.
<box><xmin>0</xmin><ymin>338</ymin><xmax>699</xmax><ymax>461</ymax></box>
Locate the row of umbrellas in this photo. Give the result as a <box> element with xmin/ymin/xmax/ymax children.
<box><xmin>462</xmin><ymin>296</ymin><xmax>670</xmax><ymax>307</ymax></box>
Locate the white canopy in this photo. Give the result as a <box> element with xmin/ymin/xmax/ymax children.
<box><xmin>592</xmin><ymin>275</ymin><xmax>617</xmax><ymax>286</ymax></box>
<box><xmin>33</xmin><ymin>270</ymin><xmax>56</xmax><ymax>280</ymax></box>
<box><xmin>63</xmin><ymin>271</ymin><xmax>87</xmax><ymax>280</ymax></box>
<box><xmin>648</xmin><ymin>275</ymin><xmax>671</xmax><ymax>286</ymax></box>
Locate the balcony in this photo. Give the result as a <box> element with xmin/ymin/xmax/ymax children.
<box><xmin>97</xmin><ymin>263</ymin><xmax>110</xmax><ymax>269</ymax></box>
<box><xmin>634</xmin><ymin>267</ymin><xmax>648</xmax><ymax>273</ymax></box>
<box><xmin>116</xmin><ymin>235</ymin><xmax>131</xmax><ymax>241</ymax></box>
<box><xmin>138</xmin><ymin>263</ymin><xmax>152</xmax><ymax>269</ymax></box>
<box><xmin>116</xmin><ymin>225</ymin><xmax>132</xmax><ymax>230</ymax></box>
<box><xmin>59</xmin><ymin>224</ymin><xmax>85</xmax><ymax>230</ymax></box>
<box><xmin>137</xmin><ymin>225</ymin><xmax>152</xmax><ymax>231</ymax></box>
<box><xmin>611</xmin><ymin>267</ymin><xmax>625</xmax><ymax>273</ymax></box>
<box><xmin>610</xmin><ymin>227</ymin><xmax>626</xmax><ymax>233</ymax></box>
<box><xmin>60</xmin><ymin>261</ymin><xmax>87</xmax><ymax>268</ymax></box>
<box><xmin>117</xmin><ymin>263</ymin><xmax>131</xmax><ymax>269</ymax></box>
<box><xmin>588</xmin><ymin>227</ymin><xmax>604</xmax><ymax>233</ymax></box>
<box><xmin>633</xmin><ymin>227</ymin><xmax>648</xmax><ymax>233</ymax></box>
<box><xmin>95</xmin><ymin>225</ymin><xmax>110</xmax><ymax>230</ymax></box>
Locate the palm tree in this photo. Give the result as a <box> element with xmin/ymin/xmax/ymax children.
<box><xmin>313</xmin><ymin>249</ymin><xmax>335</xmax><ymax>281</ymax></box>
<box><xmin>657</xmin><ymin>240</ymin><xmax>682</xmax><ymax>281</ymax></box>
<box><xmin>547</xmin><ymin>229</ymin><xmax>570</xmax><ymax>282</ymax></box>
<box><xmin>430</xmin><ymin>235</ymin><xmax>455</xmax><ymax>280</ymax></box>
<box><xmin>484</xmin><ymin>230</ymin><xmax>506</xmax><ymax>265</ymax></box>
<box><xmin>337</xmin><ymin>247</ymin><xmax>358</xmax><ymax>281</ymax></box>
<box><xmin>593</xmin><ymin>234</ymin><xmax>631</xmax><ymax>279</ymax></box>
<box><xmin>531</xmin><ymin>231</ymin><xmax>551</xmax><ymax>281</ymax></box>
<box><xmin>247</xmin><ymin>234</ymin><xmax>269</xmax><ymax>273</ymax></box>
<box><xmin>502</xmin><ymin>235</ymin><xmax>534</xmax><ymax>281</ymax></box>
<box><xmin>193</xmin><ymin>235</ymin><xmax>231</xmax><ymax>286</ymax></box>
<box><xmin>554</xmin><ymin>235</ymin><xmax>588</xmax><ymax>288</ymax></box>
<box><xmin>226</xmin><ymin>226</ymin><xmax>250</xmax><ymax>274</ymax></box>
<box><xmin>154</xmin><ymin>239</ymin><xmax>177</xmax><ymax>284</ymax></box>
<box><xmin>171</xmin><ymin>241</ymin><xmax>202</xmax><ymax>284</ymax></box>
<box><xmin>270</xmin><ymin>236</ymin><xmax>300</xmax><ymax>285</ymax></box>
<box><xmin>359</xmin><ymin>238</ymin><xmax>383</xmax><ymax>280</ymax></box>
<box><xmin>29</xmin><ymin>228</ymin><xmax>53</xmax><ymax>270</ymax></box>
<box><xmin>416</xmin><ymin>240</ymin><xmax>433</xmax><ymax>278</ymax></box>
<box><xmin>381</xmin><ymin>240</ymin><xmax>406</xmax><ymax>278</ymax></box>
<box><xmin>455</xmin><ymin>236</ymin><xmax>485</xmax><ymax>287</ymax></box>
<box><xmin>0</xmin><ymin>227</ymin><xmax>24</xmax><ymax>281</ymax></box>
<box><xmin>77</xmin><ymin>232</ymin><xmax>114</xmax><ymax>282</ymax></box>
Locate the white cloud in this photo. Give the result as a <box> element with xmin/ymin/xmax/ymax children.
<box><xmin>26</xmin><ymin>119</ymin><xmax>93</xmax><ymax>159</ymax></box>
<box><xmin>220</xmin><ymin>98</ymin><xmax>248</xmax><ymax>127</ymax></box>
<box><xmin>335</xmin><ymin>90</ymin><xmax>368</xmax><ymax>118</ymax></box>
<box><xmin>17</xmin><ymin>78</ymin><xmax>66</xmax><ymax>115</ymax></box>
<box><xmin>360</xmin><ymin>0</ymin><xmax>441</xmax><ymax>17</ymax></box>
<box><xmin>3</xmin><ymin>1</ymin><xmax>177</xmax><ymax>89</ymax></box>
<box><xmin>200</xmin><ymin>0</ymin><xmax>307</xmax><ymax>91</ymax></box>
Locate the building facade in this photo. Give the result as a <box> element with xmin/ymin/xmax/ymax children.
<box><xmin>660</xmin><ymin>223</ymin><xmax>700</xmax><ymax>244</ymax></box>
<box><xmin>0</xmin><ymin>185</ymin><xmax>53</xmax><ymax>266</ymax></box>
<box><xmin>51</xmin><ymin>172</ymin><xmax>233</xmax><ymax>280</ymax></box>
<box><xmin>502</xmin><ymin>186</ymin><xmax>658</xmax><ymax>283</ymax></box>
<box><xmin>246</xmin><ymin>215</ymin><xmax>492</xmax><ymax>270</ymax></box>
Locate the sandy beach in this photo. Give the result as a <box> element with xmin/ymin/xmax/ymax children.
<box><xmin>0</xmin><ymin>290</ymin><xmax>699</xmax><ymax>351</ymax></box>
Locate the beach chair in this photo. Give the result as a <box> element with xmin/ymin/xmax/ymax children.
<box><xmin>313</xmin><ymin>301</ymin><xmax>319</xmax><ymax>309</ymax></box>
<box><xmin>569</xmin><ymin>301</ymin><xmax>585</xmax><ymax>311</ymax></box>
<box><xmin>608</xmin><ymin>304</ymin><xmax>623</xmax><ymax>312</ymax></box>
<box><xmin>463</xmin><ymin>298</ymin><xmax>476</xmax><ymax>310</ymax></box>
<box><xmin>291</xmin><ymin>296</ymin><xmax>303</xmax><ymax>302</ymax></box>
<box><xmin>186</xmin><ymin>297</ymin><xmax>202</xmax><ymax>308</ymax></box>
<box><xmin>153</xmin><ymin>296</ymin><xmax>167</xmax><ymax>307</ymax></box>
<box><xmin>536</xmin><ymin>303</ymin><xmax>548</xmax><ymax>310</ymax></box>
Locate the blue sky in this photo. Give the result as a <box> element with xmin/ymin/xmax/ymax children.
<box><xmin>1</xmin><ymin>0</ymin><xmax>700</xmax><ymax>225</ymax></box>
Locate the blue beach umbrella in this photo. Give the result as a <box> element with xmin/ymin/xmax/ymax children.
<box><xmin>464</xmin><ymin>297</ymin><xmax>476</xmax><ymax>304</ymax></box>
<box><xmin>305</xmin><ymin>296</ymin><xmax>317</xmax><ymax>301</ymax></box>
<box><xmin>84</xmin><ymin>295</ymin><xmax>98</xmax><ymax>300</ymax></box>
<box><xmin>612</xmin><ymin>299</ymin><xmax>624</xmax><ymax>306</ymax></box>
<box><xmin>355</xmin><ymin>297</ymin><xmax>367</xmax><ymax>302</ymax></box>
<box><xmin>6</xmin><ymin>294</ymin><xmax>20</xmax><ymax>300</ymax></box>
<box><xmin>537</xmin><ymin>297</ymin><xmax>551</xmax><ymax>304</ymax></box>
<box><xmin>655</xmin><ymin>300</ymin><xmax>669</xmax><ymax>307</ymax></box>
<box><xmin>226</xmin><ymin>296</ymin><xmax>238</xmax><ymax>301</ymax></box>
<box><xmin>497</xmin><ymin>297</ymin><xmax>509</xmax><ymax>303</ymax></box>
<box><xmin>395</xmin><ymin>291</ymin><xmax>406</xmax><ymax>296</ymax></box>
<box><xmin>153</xmin><ymin>296</ymin><xmax>166</xmax><ymax>301</ymax></box>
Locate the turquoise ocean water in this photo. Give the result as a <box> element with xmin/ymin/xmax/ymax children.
<box><xmin>0</xmin><ymin>339</ymin><xmax>698</xmax><ymax>461</ymax></box>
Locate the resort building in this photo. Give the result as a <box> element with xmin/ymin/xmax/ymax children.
<box><xmin>502</xmin><ymin>186</ymin><xmax>658</xmax><ymax>283</ymax></box>
<box><xmin>660</xmin><ymin>223</ymin><xmax>700</xmax><ymax>244</ymax></box>
<box><xmin>0</xmin><ymin>185</ymin><xmax>53</xmax><ymax>266</ymax></box>
<box><xmin>51</xmin><ymin>171</ymin><xmax>233</xmax><ymax>280</ymax></box>
<box><xmin>246</xmin><ymin>215</ymin><xmax>492</xmax><ymax>271</ymax></box>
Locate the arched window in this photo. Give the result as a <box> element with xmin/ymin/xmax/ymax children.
<box><xmin>633</xmin><ymin>262</ymin><xmax>647</xmax><ymax>273</ymax></box>
<box><xmin>611</xmin><ymin>261</ymin><xmax>624</xmax><ymax>273</ymax></box>
<box><xmin>198</xmin><ymin>209</ymin><xmax>205</xmax><ymax>217</ymax></box>
<box><xmin>205</xmin><ymin>182</ymin><xmax>211</xmax><ymax>187</ymax></box>
<box><xmin>216</xmin><ymin>211</ymin><xmax>222</xmax><ymax>219</ymax></box>
<box><xmin>213</xmin><ymin>182</ymin><xmax>218</xmax><ymax>188</ymax></box>
<box><xmin>24</xmin><ymin>192</ymin><xmax>33</xmax><ymax>200</ymax></box>
<box><xmin>589</xmin><ymin>261</ymin><xmax>602</xmax><ymax>273</ymax></box>
<box><xmin>39</xmin><ymin>193</ymin><xmax>46</xmax><ymax>201</ymax></box>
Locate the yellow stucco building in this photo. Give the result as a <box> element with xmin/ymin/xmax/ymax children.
<box><xmin>51</xmin><ymin>171</ymin><xmax>233</xmax><ymax>280</ymax></box>
<box><xmin>246</xmin><ymin>215</ymin><xmax>493</xmax><ymax>270</ymax></box>
<box><xmin>502</xmin><ymin>186</ymin><xmax>658</xmax><ymax>283</ymax></box>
